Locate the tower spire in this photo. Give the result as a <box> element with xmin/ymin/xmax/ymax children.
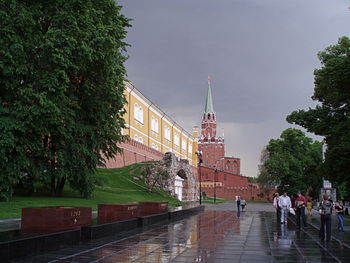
<box><xmin>204</xmin><ymin>76</ymin><xmax>215</xmax><ymax>114</ymax></box>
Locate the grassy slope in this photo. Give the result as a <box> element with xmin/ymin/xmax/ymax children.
<box><xmin>0</xmin><ymin>163</ymin><xmax>184</xmax><ymax>220</ymax></box>
<box><xmin>202</xmin><ymin>196</ymin><xmax>229</xmax><ymax>204</ymax></box>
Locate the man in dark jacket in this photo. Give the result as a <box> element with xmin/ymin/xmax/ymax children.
<box><xmin>319</xmin><ymin>194</ymin><xmax>333</xmax><ymax>242</ymax></box>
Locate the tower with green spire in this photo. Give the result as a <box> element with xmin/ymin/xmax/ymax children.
<box><xmin>198</xmin><ymin>77</ymin><xmax>225</xmax><ymax>167</ymax></box>
<box><xmin>204</xmin><ymin>76</ymin><xmax>215</xmax><ymax>114</ymax></box>
<box><xmin>201</xmin><ymin>76</ymin><xmax>218</xmax><ymax>140</ymax></box>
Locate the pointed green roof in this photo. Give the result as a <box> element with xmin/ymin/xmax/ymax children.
<box><xmin>204</xmin><ymin>77</ymin><xmax>215</xmax><ymax>114</ymax></box>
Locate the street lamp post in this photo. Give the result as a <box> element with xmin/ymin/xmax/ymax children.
<box><xmin>214</xmin><ymin>167</ymin><xmax>218</xmax><ymax>204</ymax></box>
<box><xmin>195</xmin><ymin>151</ymin><xmax>203</xmax><ymax>205</ymax></box>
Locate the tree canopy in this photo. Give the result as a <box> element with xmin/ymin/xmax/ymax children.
<box><xmin>257</xmin><ymin>128</ymin><xmax>322</xmax><ymax>197</ymax></box>
<box><xmin>0</xmin><ymin>0</ymin><xmax>130</xmax><ymax>200</ymax></box>
<box><xmin>287</xmin><ymin>36</ymin><xmax>350</xmax><ymax>200</ymax></box>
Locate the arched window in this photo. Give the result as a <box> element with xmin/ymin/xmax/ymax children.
<box><xmin>182</xmin><ymin>139</ymin><xmax>187</xmax><ymax>151</ymax></box>
<box><xmin>226</xmin><ymin>161</ymin><xmax>231</xmax><ymax>170</ymax></box>
<box><xmin>134</xmin><ymin>103</ymin><xmax>139</xmax><ymax>121</ymax></box>
<box><xmin>139</xmin><ymin>106</ymin><xmax>143</xmax><ymax>123</ymax></box>
<box><xmin>151</xmin><ymin>117</ymin><xmax>159</xmax><ymax>133</ymax></box>
<box><xmin>233</xmin><ymin>161</ymin><xmax>238</xmax><ymax>171</ymax></box>
<box><xmin>139</xmin><ymin>136</ymin><xmax>143</xmax><ymax>144</ymax></box>
<box><xmin>134</xmin><ymin>134</ymin><xmax>138</xmax><ymax>141</ymax></box>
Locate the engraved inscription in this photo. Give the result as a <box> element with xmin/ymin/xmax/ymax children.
<box><xmin>70</xmin><ymin>210</ymin><xmax>81</xmax><ymax>217</ymax></box>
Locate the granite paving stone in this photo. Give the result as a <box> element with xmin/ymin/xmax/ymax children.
<box><xmin>4</xmin><ymin>202</ymin><xmax>350</xmax><ymax>262</ymax></box>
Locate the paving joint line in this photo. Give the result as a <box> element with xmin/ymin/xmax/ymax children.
<box><xmin>288</xmin><ymin>216</ymin><xmax>341</xmax><ymax>263</ymax></box>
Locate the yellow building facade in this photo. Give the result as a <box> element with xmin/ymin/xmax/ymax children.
<box><xmin>122</xmin><ymin>82</ymin><xmax>198</xmax><ymax>166</ymax></box>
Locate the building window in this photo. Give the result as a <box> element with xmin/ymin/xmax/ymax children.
<box><xmin>138</xmin><ymin>106</ymin><xmax>143</xmax><ymax>123</ymax></box>
<box><xmin>164</xmin><ymin>127</ymin><xmax>171</xmax><ymax>141</ymax></box>
<box><xmin>134</xmin><ymin>103</ymin><xmax>139</xmax><ymax>121</ymax></box>
<box><xmin>151</xmin><ymin>117</ymin><xmax>159</xmax><ymax>133</ymax></box>
<box><xmin>174</xmin><ymin>134</ymin><xmax>179</xmax><ymax>146</ymax></box>
<box><xmin>139</xmin><ymin>136</ymin><xmax>143</xmax><ymax>144</ymax></box>
<box><xmin>134</xmin><ymin>134</ymin><xmax>138</xmax><ymax>141</ymax></box>
<box><xmin>134</xmin><ymin>103</ymin><xmax>143</xmax><ymax>124</ymax></box>
<box><xmin>226</xmin><ymin>161</ymin><xmax>231</xmax><ymax>170</ymax></box>
<box><xmin>188</xmin><ymin>144</ymin><xmax>192</xmax><ymax>154</ymax></box>
<box><xmin>182</xmin><ymin>139</ymin><xmax>187</xmax><ymax>151</ymax></box>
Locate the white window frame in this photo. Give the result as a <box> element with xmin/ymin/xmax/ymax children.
<box><xmin>164</xmin><ymin>127</ymin><xmax>171</xmax><ymax>141</ymax></box>
<box><xmin>151</xmin><ymin>117</ymin><xmax>159</xmax><ymax>133</ymax></box>
<box><xmin>139</xmin><ymin>136</ymin><xmax>143</xmax><ymax>144</ymax></box>
<box><xmin>134</xmin><ymin>103</ymin><xmax>139</xmax><ymax>121</ymax></box>
<box><xmin>188</xmin><ymin>144</ymin><xmax>193</xmax><ymax>154</ymax></box>
<box><xmin>138</xmin><ymin>106</ymin><xmax>143</xmax><ymax>124</ymax></box>
<box><xmin>134</xmin><ymin>134</ymin><xmax>138</xmax><ymax>141</ymax></box>
<box><xmin>182</xmin><ymin>139</ymin><xmax>187</xmax><ymax>151</ymax></box>
<box><xmin>174</xmin><ymin>134</ymin><xmax>179</xmax><ymax>146</ymax></box>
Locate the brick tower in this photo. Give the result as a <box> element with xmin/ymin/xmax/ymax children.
<box><xmin>198</xmin><ymin>77</ymin><xmax>225</xmax><ymax>167</ymax></box>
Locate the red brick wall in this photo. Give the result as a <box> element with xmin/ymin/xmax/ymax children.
<box><xmin>198</xmin><ymin>143</ymin><xmax>225</xmax><ymax>167</ymax></box>
<box><xmin>104</xmin><ymin>139</ymin><xmax>164</xmax><ymax>168</ymax></box>
<box><xmin>201</xmin><ymin>184</ymin><xmax>274</xmax><ymax>202</ymax></box>
<box><xmin>200</xmin><ymin>166</ymin><xmax>247</xmax><ymax>187</ymax></box>
<box><xmin>223</xmin><ymin>157</ymin><xmax>240</xmax><ymax>174</ymax></box>
<box><xmin>199</xmin><ymin>166</ymin><xmax>274</xmax><ymax>201</ymax></box>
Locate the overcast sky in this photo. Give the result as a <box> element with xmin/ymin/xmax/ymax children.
<box><xmin>118</xmin><ymin>0</ymin><xmax>350</xmax><ymax>177</ymax></box>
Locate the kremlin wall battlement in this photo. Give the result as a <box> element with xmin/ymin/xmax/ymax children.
<box><xmin>104</xmin><ymin>138</ymin><xmax>164</xmax><ymax>168</ymax></box>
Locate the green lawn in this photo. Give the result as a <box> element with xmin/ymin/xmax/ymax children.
<box><xmin>202</xmin><ymin>196</ymin><xmax>230</xmax><ymax>204</ymax></box>
<box><xmin>247</xmin><ymin>200</ymin><xmax>270</xmax><ymax>204</ymax></box>
<box><xmin>0</xmin><ymin>163</ymin><xmax>184</xmax><ymax>220</ymax></box>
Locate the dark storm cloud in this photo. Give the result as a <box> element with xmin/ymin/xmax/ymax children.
<box><xmin>118</xmin><ymin>0</ymin><xmax>350</xmax><ymax>176</ymax></box>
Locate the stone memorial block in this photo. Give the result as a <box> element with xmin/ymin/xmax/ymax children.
<box><xmin>138</xmin><ymin>202</ymin><xmax>168</xmax><ymax>216</ymax></box>
<box><xmin>21</xmin><ymin>206</ymin><xmax>92</xmax><ymax>233</ymax></box>
<box><xmin>97</xmin><ymin>203</ymin><xmax>139</xmax><ymax>224</ymax></box>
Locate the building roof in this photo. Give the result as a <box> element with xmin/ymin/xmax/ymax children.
<box><xmin>204</xmin><ymin>77</ymin><xmax>215</xmax><ymax>114</ymax></box>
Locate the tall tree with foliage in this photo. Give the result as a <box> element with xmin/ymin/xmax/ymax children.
<box><xmin>287</xmin><ymin>37</ymin><xmax>350</xmax><ymax>200</ymax></box>
<box><xmin>0</xmin><ymin>0</ymin><xmax>130</xmax><ymax>200</ymax></box>
<box><xmin>258</xmin><ymin>128</ymin><xmax>322</xmax><ymax>197</ymax></box>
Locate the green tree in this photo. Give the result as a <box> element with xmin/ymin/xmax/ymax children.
<box><xmin>287</xmin><ymin>37</ymin><xmax>350</xmax><ymax>200</ymax></box>
<box><xmin>0</xmin><ymin>0</ymin><xmax>130</xmax><ymax>200</ymax></box>
<box><xmin>258</xmin><ymin>128</ymin><xmax>322</xmax><ymax>197</ymax></box>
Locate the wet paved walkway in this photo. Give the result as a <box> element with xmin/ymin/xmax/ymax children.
<box><xmin>7</xmin><ymin>202</ymin><xmax>350</xmax><ymax>263</ymax></box>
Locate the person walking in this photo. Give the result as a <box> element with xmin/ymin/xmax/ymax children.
<box><xmin>290</xmin><ymin>195</ymin><xmax>296</xmax><ymax>209</ymax></box>
<box><xmin>273</xmin><ymin>193</ymin><xmax>281</xmax><ymax>222</ymax></box>
<box><xmin>295</xmin><ymin>191</ymin><xmax>307</xmax><ymax>227</ymax></box>
<box><xmin>236</xmin><ymin>196</ymin><xmax>241</xmax><ymax>212</ymax></box>
<box><xmin>278</xmin><ymin>192</ymin><xmax>291</xmax><ymax>224</ymax></box>
<box><xmin>318</xmin><ymin>194</ymin><xmax>333</xmax><ymax>241</ymax></box>
<box><xmin>307</xmin><ymin>199</ymin><xmax>313</xmax><ymax>217</ymax></box>
<box><xmin>335</xmin><ymin>201</ymin><xmax>345</xmax><ymax>232</ymax></box>
<box><xmin>241</xmin><ymin>199</ymin><xmax>247</xmax><ymax>211</ymax></box>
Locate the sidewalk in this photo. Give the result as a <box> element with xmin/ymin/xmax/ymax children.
<box><xmin>6</xmin><ymin>203</ymin><xmax>350</xmax><ymax>263</ymax></box>
<box><xmin>305</xmin><ymin>209</ymin><xmax>350</xmax><ymax>248</ymax></box>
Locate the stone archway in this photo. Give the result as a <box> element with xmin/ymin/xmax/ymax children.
<box><xmin>161</xmin><ymin>152</ymin><xmax>197</xmax><ymax>201</ymax></box>
<box><xmin>175</xmin><ymin>169</ymin><xmax>189</xmax><ymax>201</ymax></box>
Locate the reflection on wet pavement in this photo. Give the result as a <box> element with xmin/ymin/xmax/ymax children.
<box><xmin>8</xmin><ymin>210</ymin><xmax>350</xmax><ymax>263</ymax></box>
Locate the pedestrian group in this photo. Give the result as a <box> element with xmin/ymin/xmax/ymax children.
<box><xmin>273</xmin><ymin>191</ymin><xmax>346</xmax><ymax>242</ymax></box>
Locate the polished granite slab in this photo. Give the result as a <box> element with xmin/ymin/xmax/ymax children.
<box><xmin>6</xmin><ymin>207</ymin><xmax>349</xmax><ymax>263</ymax></box>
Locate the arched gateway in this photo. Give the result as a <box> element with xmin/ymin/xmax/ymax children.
<box><xmin>162</xmin><ymin>152</ymin><xmax>198</xmax><ymax>202</ymax></box>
